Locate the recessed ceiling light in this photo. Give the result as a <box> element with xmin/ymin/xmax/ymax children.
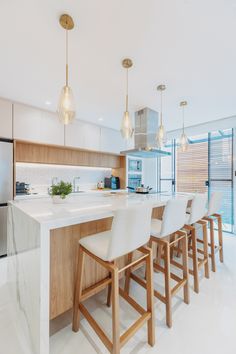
<box><xmin>45</xmin><ymin>101</ymin><xmax>52</xmax><ymax>106</ymax></box>
<box><xmin>98</xmin><ymin>117</ymin><xmax>104</xmax><ymax>121</ymax></box>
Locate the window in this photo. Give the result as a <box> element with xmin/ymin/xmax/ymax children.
<box><xmin>159</xmin><ymin>129</ymin><xmax>234</xmax><ymax>233</ymax></box>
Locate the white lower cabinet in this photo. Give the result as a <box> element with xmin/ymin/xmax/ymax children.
<box><xmin>65</xmin><ymin>120</ymin><xmax>100</xmax><ymax>151</ymax></box>
<box><xmin>0</xmin><ymin>99</ymin><xmax>13</xmax><ymax>139</ymax></box>
<box><xmin>13</xmin><ymin>103</ymin><xmax>64</xmax><ymax>145</ymax></box>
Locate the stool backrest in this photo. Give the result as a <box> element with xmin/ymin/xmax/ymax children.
<box><xmin>107</xmin><ymin>204</ymin><xmax>153</xmax><ymax>261</ymax></box>
<box><xmin>188</xmin><ymin>193</ymin><xmax>208</xmax><ymax>224</ymax></box>
<box><xmin>160</xmin><ymin>198</ymin><xmax>188</xmax><ymax>237</ymax></box>
<box><xmin>207</xmin><ymin>191</ymin><xmax>222</xmax><ymax>216</ymax></box>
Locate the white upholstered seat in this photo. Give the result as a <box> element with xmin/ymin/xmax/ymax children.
<box><xmin>80</xmin><ymin>204</ymin><xmax>153</xmax><ymax>262</ymax></box>
<box><xmin>151</xmin><ymin>198</ymin><xmax>188</xmax><ymax>238</ymax></box>
<box><xmin>80</xmin><ymin>231</ymin><xmax>111</xmax><ymax>261</ymax></box>
<box><xmin>206</xmin><ymin>191</ymin><xmax>222</xmax><ymax>216</ymax></box>
<box><xmin>185</xmin><ymin>193</ymin><xmax>208</xmax><ymax>225</ymax></box>
<box><xmin>150</xmin><ymin>219</ymin><xmax>162</xmax><ymax>237</ymax></box>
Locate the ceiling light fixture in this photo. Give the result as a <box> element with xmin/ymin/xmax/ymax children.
<box><xmin>57</xmin><ymin>14</ymin><xmax>76</xmax><ymax>125</ymax></box>
<box><xmin>179</xmin><ymin>101</ymin><xmax>189</xmax><ymax>152</ymax></box>
<box><xmin>120</xmin><ymin>58</ymin><xmax>134</xmax><ymax>140</ymax></box>
<box><xmin>156</xmin><ymin>84</ymin><xmax>167</xmax><ymax>148</ymax></box>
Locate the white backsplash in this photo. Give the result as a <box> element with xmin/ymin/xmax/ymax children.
<box><xmin>16</xmin><ymin>163</ymin><xmax>112</xmax><ymax>194</ymax></box>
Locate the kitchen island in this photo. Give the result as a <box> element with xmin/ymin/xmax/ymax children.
<box><xmin>7</xmin><ymin>192</ymin><xmax>192</xmax><ymax>354</ymax></box>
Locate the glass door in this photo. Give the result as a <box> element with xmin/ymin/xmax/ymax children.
<box><xmin>208</xmin><ymin>129</ymin><xmax>234</xmax><ymax>233</ymax></box>
<box><xmin>159</xmin><ymin>140</ymin><xmax>176</xmax><ymax>193</ymax></box>
<box><xmin>161</xmin><ymin>130</ymin><xmax>234</xmax><ymax>233</ymax></box>
<box><xmin>177</xmin><ymin>133</ymin><xmax>208</xmax><ymax>193</ymax></box>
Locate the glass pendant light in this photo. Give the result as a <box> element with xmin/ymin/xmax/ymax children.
<box><xmin>156</xmin><ymin>84</ymin><xmax>167</xmax><ymax>148</ymax></box>
<box><xmin>58</xmin><ymin>14</ymin><xmax>76</xmax><ymax>125</ymax></box>
<box><xmin>120</xmin><ymin>58</ymin><xmax>134</xmax><ymax>140</ymax></box>
<box><xmin>179</xmin><ymin>101</ymin><xmax>189</xmax><ymax>152</ymax></box>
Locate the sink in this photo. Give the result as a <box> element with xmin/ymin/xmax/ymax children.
<box><xmin>71</xmin><ymin>191</ymin><xmax>85</xmax><ymax>194</ymax></box>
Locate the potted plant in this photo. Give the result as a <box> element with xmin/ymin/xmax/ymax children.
<box><xmin>50</xmin><ymin>181</ymin><xmax>72</xmax><ymax>204</ymax></box>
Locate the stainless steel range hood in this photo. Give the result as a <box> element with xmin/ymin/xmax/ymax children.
<box><xmin>121</xmin><ymin>107</ymin><xmax>171</xmax><ymax>158</ymax></box>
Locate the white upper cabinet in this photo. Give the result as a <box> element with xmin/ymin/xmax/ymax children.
<box><xmin>0</xmin><ymin>99</ymin><xmax>13</xmax><ymax>139</ymax></box>
<box><xmin>100</xmin><ymin>127</ymin><xmax>127</xmax><ymax>154</ymax></box>
<box><xmin>40</xmin><ymin>111</ymin><xmax>64</xmax><ymax>146</ymax></box>
<box><xmin>65</xmin><ymin>120</ymin><xmax>100</xmax><ymax>151</ymax></box>
<box><xmin>13</xmin><ymin>103</ymin><xmax>41</xmax><ymax>142</ymax></box>
<box><xmin>13</xmin><ymin>103</ymin><xmax>64</xmax><ymax>145</ymax></box>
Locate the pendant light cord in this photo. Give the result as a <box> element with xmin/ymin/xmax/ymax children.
<box><xmin>160</xmin><ymin>90</ymin><xmax>163</xmax><ymax>125</ymax></box>
<box><xmin>182</xmin><ymin>105</ymin><xmax>185</xmax><ymax>132</ymax></box>
<box><xmin>66</xmin><ymin>27</ymin><xmax>69</xmax><ymax>86</ymax></box>
<box><xmin>126</xmin><ymin>68</ymin><xmax>129</xmax><ymax>112</ymax></box>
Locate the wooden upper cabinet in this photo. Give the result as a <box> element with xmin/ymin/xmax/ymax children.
<box><xmin>0</xmin><ymin>99</ymin><xmax>13</xmax><ymax>139</ymax></box>
<box><xmin>65</xmin><ymin>120</ymin><xmax>100</xmax><ymax>151</ymax></box>
<box><xmin>100</xmin><ymin>127</ymin><xmax>126</xmax><ymax>154</ymax></box>
<box><xmin>13</xmin><ymin>103</ymin><xmax>64</xmax><ymax>146</ymax></box>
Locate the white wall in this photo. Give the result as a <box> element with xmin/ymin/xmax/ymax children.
<box><xmin>233</xmin><ymin>128</ymin><xmax>236</xmax><ymax>234</ymax></box>
<box><xmin>142</xmin><ymin>158</ymin><xmax>158</xmax><ymax>191</ymax></box>
<box><xmin>16</xmin><ymin>163</ymin><xmax>112</xmax><ymax>194</ymax></box>
<box><xmin>167</xmin><ymin>115</ymin><xmax>236</xmax><ymax>140</ymax></box>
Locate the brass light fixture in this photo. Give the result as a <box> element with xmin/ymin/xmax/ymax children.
<box><xmin>179</xmin><ymin>101</ymin><xmax>189</xmax><ymax>152</ymax></box>
<box><xmin>57</xmin><ymin>14</ymin><xmax>76</xmax><ymax>125</ymax></box>
<box><xmin>156</xmin><ymin>84</ymin><xmax>167</xmax><ymax>148</ymax></box>
<box><xmin>120</xmin><ymin>58</ymin><xmax>134</xmax><ymax>140</ymax></box>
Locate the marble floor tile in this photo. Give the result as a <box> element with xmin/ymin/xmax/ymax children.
<box><xmin>1</xmin><ymin>233</ymin><xmax>236</xmax><ymax>354</ymax></box>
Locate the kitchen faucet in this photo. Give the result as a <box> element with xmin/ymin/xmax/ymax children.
<box><xmin>51</xmin><ymin>177</ymin><xmax>59</xmax><ymax>185</ymax></box>
<box><xmin>73</xmin><ymin>177</ymin><xmax>80</xmax><ymax>193</ymax></box>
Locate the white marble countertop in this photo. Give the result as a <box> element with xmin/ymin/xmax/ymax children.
<box><xmin>14</xmin><ymin>189</ymin><xmax>127</xmax><ymax>200</ymax></box>
<box><xmin>10</xmin><ymin>192</ymin><xmax>193</xmax><ymax>230</ymax></box>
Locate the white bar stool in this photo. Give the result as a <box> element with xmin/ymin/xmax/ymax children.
<box><xmin>125</xmin><ymin>198</ymin><xmax>189</xmax><ymax>328</ymax></box>
<box><xmin>72</xmin><ymin>205</ymin><xmax>155</xmax><ymax>354</ymax></box>
<box><xmin>202</xmin><ymin>191</ymin><xmax>223</xmax><ymax>272</ymax></box>
<box><xmin>177</xmin><ymin>193</ymin><xmax>209</xmax><ymax>294</ymax></box>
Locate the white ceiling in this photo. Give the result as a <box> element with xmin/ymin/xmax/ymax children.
<box><xmin>1</xmin><ymin>0</ymin><xmax>236</xmax><ymax>131</ymax></box>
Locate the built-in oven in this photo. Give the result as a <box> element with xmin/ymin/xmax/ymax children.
<box><xmin>128</xmin><ymin>174</ymin><xmax>142</xmax><ymax>190</ymax></box>
<box><xmin>128</xmin><ymin>158</ymin><xmax>142</xmax><ymax>173</ymax></box>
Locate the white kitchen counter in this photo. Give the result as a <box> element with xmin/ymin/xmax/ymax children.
<box><xmin>7</xmin><ymin>192</ymin><xmax>193</xmax><ymax>354</ymax></box>
<box><xmin>13</xmin><ymin>188</ymin><xmax>127</xmax><ymax>201</ymax></box>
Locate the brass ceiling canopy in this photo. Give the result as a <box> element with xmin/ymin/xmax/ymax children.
<box><xmin>59</xmin><ymin>14</ymin><xmax>74</xmax><ymax>30</ymax></box>
<box><xmin>122</xmin><ymin>58</ymin><xmax>133</xmax><ymax>69</ymax></box>
<box><xmin>157</xmin><ymin>84</ymin><xmax>166</xmax><ymax>92</ymax></box>
<box><xmin>180</xmin><ymin>100</ymin><xmax>188</xmax><ymax>107</ymax></box>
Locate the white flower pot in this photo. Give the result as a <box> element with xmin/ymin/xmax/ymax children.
<box><xmin>52</xmin><ymin>195</ymin><xmax>67</xmax><ymax>204</ymax></box>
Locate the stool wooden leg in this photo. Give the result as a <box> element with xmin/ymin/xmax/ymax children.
<box><xmin>202</xmin><ymin>224</ymin><xmax>210</xmax><ymax>279</ymax></box>
<box><xmin>209</xmin><ymin>219</ymin><xmax>216</xmax><ymax>272</ymax></box>
<box><xmin>164</xmin><ymin>242</ymin><xmax>172</xmax><ymax>328</ymax></box>
<box><xmin>72</xmin><ymin>245</ymin><xmax>85</xmax><ymax>332</ymax></box>
<box><xmin>155</xmin><ymin>242</ymin><xmax>163</xmax><ymax>272</ymax></box>
<box><xmin>217</xmin><ymin>215</ymin><xmax>224</xmax><ymax>263</ymax></box>
<box><xmin>144</xmin><ymin>239</ymin><xmax>152</xmax><ymax>280</ymax></box>
<box><xmin>111</xmin><ymin>267</ymin><xmax>120</xmax><ymax>354</ymax></box>
<box><xmin>145</xmin><ymin>248</ymin><xmax>155</xmax><ymax>346</ymax></box>
<box><xmin>124</xmin><ymin>252</ymin><xmax>133</xmax><ymax>294</ymax></box>
<box><xmin>181</xmin><ymin>235</ymin><xmax>190</xmax><ymax>304</ymax></box>
<box><xmin>191</xmin><ymin>228</ymin><xmax>199</xmax><ymax>293</ymax></box>
<box><xmin>107</xmin><ymin>261</ymin><xmax>115</xmax><ymax>307</ymax></box>
<box><xmin>107</xmin><ymin>274</ymin><xmax>112</xmax><ymax>307</ymax></box>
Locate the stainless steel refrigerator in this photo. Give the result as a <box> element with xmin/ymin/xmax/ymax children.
<box><xmin>0</xmin><ymin>139</ymin><xmax>13</xmax><ymax>257</ymax></box>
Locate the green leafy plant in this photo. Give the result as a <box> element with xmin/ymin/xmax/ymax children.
<box><xmin>50</xmin><ymin>181</ymin><xmax>72</xmax><ymax>199</ymax></box>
